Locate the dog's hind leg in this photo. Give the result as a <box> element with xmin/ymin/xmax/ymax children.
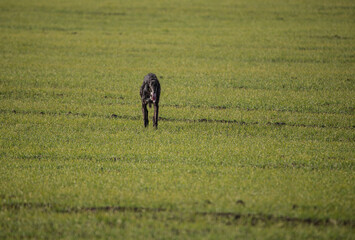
<box><xmin>142</xmin><ymin>103</ymin><xmax>149</xmax><ymax>127</ymax></box>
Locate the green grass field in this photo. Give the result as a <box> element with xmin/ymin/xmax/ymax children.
<box><xmin>0</xmin><ymin>0</ymin><xmax>354</xmax><ymax>239</ymax></box>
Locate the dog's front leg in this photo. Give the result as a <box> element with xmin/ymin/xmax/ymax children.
<box><xmin>153</xmin><ymin>103</ymin><xmax>159</xmax><ymax>128</ymax></box>
<box><xmin>142</xmin><ymin>103</ymin><xmax>149</xmax><ymax>127</ymax></box>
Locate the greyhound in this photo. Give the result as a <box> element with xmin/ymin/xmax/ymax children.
<box><xmin>140</xmin><ymin>73</ymin><xmax>161</xmax><ymax>128</ymax></box>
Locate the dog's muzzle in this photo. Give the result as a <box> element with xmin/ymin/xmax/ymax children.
<box><xmin>151</xmin><ymin>92</ymin><xmax>156</xmax><ymax>102</ymax></box>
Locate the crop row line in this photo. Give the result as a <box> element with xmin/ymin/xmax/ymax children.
<box><xmin>2</xmin><ymin>90</ymin><xmax>354</xmax><ymax>115</ymax></box>
<box><xmin>2</xmin><ymin>154</ymin><xmax>352</xmax><ymax>170</ymax></box>
<box><xmin>162</xmin><ymin>103</ymin><xmax>355</xmax><ymax>116</ymax></box>
<box><xmin>2</xmin><ymin>202</ymin><xmax>353</xmax><ymax>227</ymax></box>
<box><xmin>2</xmin><ymin>109</ymin><xmax>354</xmax><ymax>130</ymax></box>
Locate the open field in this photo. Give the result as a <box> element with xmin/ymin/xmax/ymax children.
<box><xmin>0</xmin><ymin>0</ymin><xmax>354</xmax><ymax>239</ymax></box>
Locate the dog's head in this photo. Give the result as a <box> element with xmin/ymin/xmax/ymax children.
<box><xmin>149</xmin><ymin>80</ymin><xmax>159</xmax><ymax>102</ymax></box>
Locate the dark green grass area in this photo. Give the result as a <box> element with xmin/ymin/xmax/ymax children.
<box><xmin>0</xmin><ymin>0</ymin><xmax>354</xmax><ymax>239</ymax></box>
<box><xmin>1</xmin><ymin>208</ymin><xmax>353</xmax><ymax>240</ymax></box>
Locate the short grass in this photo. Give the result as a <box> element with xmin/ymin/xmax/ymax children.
<box><xmin>0</xmin><ymin>0</ymin><xmax>354</xmax><ymax>239</ymax></box>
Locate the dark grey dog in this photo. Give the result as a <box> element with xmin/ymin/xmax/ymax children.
<box><xmin>140</xmin><ymin>73</ymin><xmax>161</xmax><ymax>128</ymax></box>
